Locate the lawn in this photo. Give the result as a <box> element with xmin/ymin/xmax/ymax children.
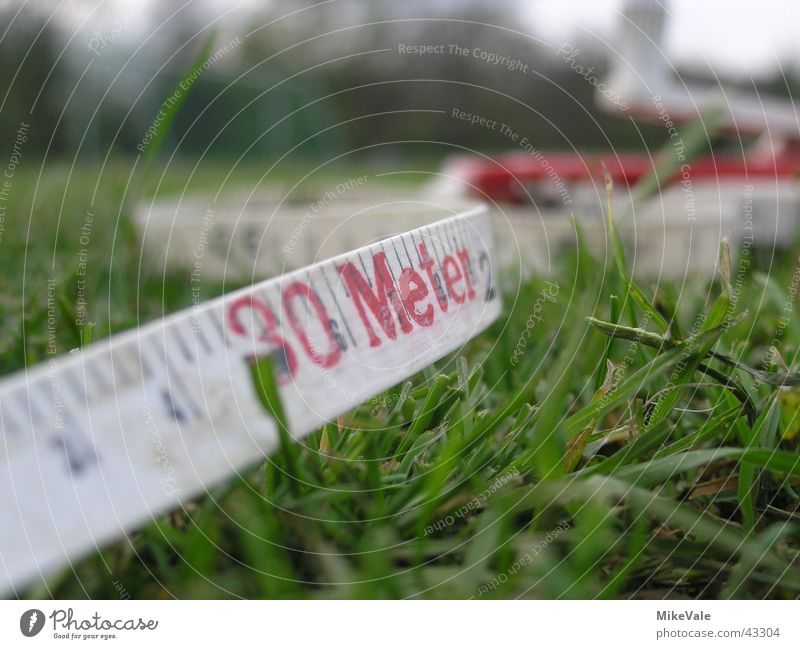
<box><xmin>5</xmin><ymin>160</ymin><xmax>800</xmax><ymax>599</ymax></box>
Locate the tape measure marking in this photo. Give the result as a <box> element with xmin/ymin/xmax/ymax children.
<box><xmin>0</xmin><ymin>203</ymin><xmax>500</xmax><ymax>594</ymax></box>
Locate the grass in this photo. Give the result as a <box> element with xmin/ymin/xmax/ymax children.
<box><xmin>4</xmin><ymin>159</ymin><xmax>800</xmax><ymax>600</ymax></box>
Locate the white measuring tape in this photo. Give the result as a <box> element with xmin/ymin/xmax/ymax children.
<box><xmin>137</xmin><ymin>179</ymin><xmax>753</xmax><ymax>285</ymax></box>
<box><xmin>0</xmin><ymin>199</ymin><xmax>501</xmax><ymax>594</ymax></box>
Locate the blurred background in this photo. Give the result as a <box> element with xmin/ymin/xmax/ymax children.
<box><xmin>3</xmin><ymin>0</ymin><xmax>799</xmax><ymax>164</ymax></box>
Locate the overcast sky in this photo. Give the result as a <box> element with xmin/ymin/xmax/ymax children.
<box><xmin>526</xmin><ymin>0</ymin><xmax>800</xmax><ymax>77</ymax></box>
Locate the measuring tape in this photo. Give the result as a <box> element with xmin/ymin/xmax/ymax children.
<box><xmin>137</xmin><ymin>175</ymin><xmax>741</xmax><ymax>284</ymax></box>
<box><xmin>0</xmin><ymin>200</ymin><xmax>501</xmax><ymax>594</ymax></box>
<box><xmin>135</xmin><ymin>186</ymin><xmax>585</xmax><ymax>284</ymax></box>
